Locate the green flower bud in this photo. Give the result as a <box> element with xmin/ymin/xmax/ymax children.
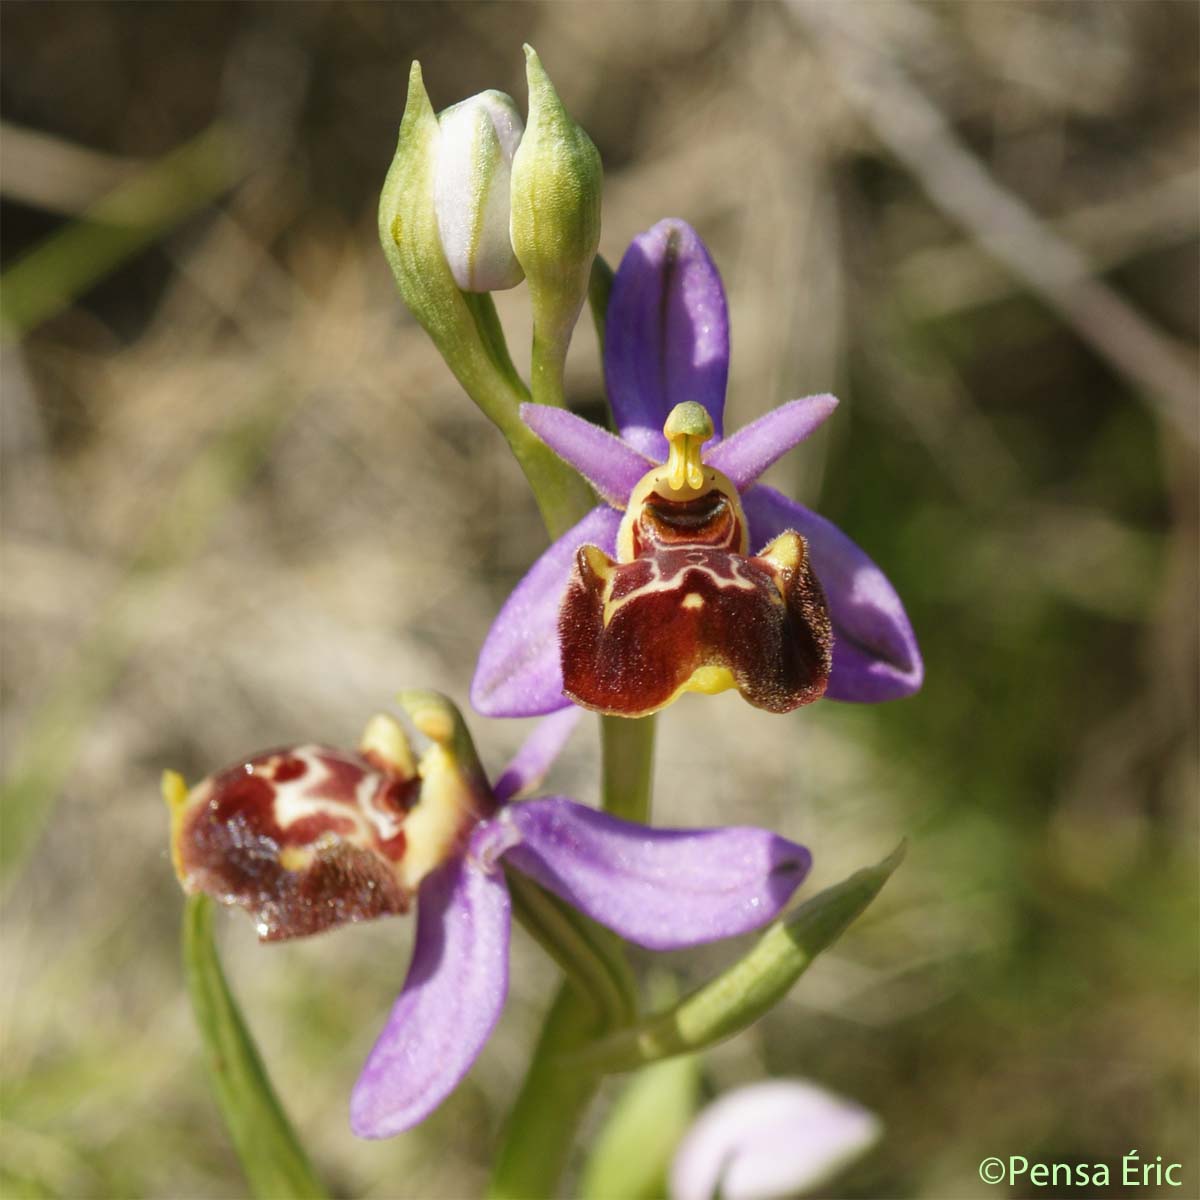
<box><xmin>509</xmin><ymin>45</ymin><xmax>603</xmax><ymax>407</ymax></box>
<box><xmin>379</xmin><ymin>63</ymin><xmax>522</xmax><ymax>427</ymax></box>
<box><xmin>434</xmin><ymin>90</ymin><xmax>525</xmax><ymax>293</ymax></box>
<box><xmin>378</xmin><ymin>62</ymin><xmax>596</xmax><ymax>534</ymax></box>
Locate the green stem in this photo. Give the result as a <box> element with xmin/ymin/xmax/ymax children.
<box><xmin>488</xmin><ymin>249</ymin><xmax>661</xmax><ymax>1197</ymax></box>
<box><xmin>487</xmin><ymin>988</ymin><xmax>604</xmax><ymax>1200</ymax></box>
<box><xmin>530</xmin><ymin>313</ymin><xmax>572</xmax><ymax>410</ymax></box>
<box><xmin>490</xmin><ymin>703</ymin><xmax>658</xmax><ymax>1199</ymax></box>
<box><xmin>600</xmin><ymin>715</ymin><xmax>657</xmax><ymax>823</ymax></box>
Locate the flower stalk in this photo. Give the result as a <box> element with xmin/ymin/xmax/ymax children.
<box><xmin>489</xmin><ymin>712</ymin><xmax>657</xmax><ymax>1197</ymax></box>
<box><xmin>509</xmin><ymin>46</ymin><xmax>602</xmax><ymax>410</ymax></box>
<box><xmin>600</xmin><ymin>715</ymin><xmax>656</xmax><ymax>824</ymax></box>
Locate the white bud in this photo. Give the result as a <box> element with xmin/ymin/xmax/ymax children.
<box><xmin>434</xmin><ymin>90</ymin><xmax>525</xmax><ymax>293</ymax></box>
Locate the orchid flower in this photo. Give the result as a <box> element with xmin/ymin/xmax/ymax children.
<box><xmin>670</xmin><ymin>1079</ymin><xmax>882</xmax><ymax>1200</ymax></box>
<box><xmin>471</xmin><ymin>218</ymin><xmax>923</xmax><ymax>718</ymax></box>
<box><xmin>164</xmin><ymin>692</ymin><xmax>813</xmax><ymax>1138</ymax></box>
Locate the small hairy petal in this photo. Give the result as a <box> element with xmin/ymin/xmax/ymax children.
<box><xmin>520</xmin><ymin>404</ymin><xmax>652</xmax><ymax>508</ymax></box>
<box><xmin>492</xmin><ymin>707</ymin><xmax>582</xmax><ymax>805</ymax></box>
<box><xmin>471</xmin><ymin>505</ymin><xmax>621</xmax><ymax>717</ymax></box>
<box><xmin>605</xmin><ymin>219</ymin><xmax>730</xmax><ymax>460</ymax></box>
<box><xmin>743</xmin><ymin>485</ymin><xmax>923</xmax><ymax>702</ymax></box>
<box><xmin>670</xmin><ymin>1080</ymin><xmax>882</xmax><ymax>1200</ymax></box>
<box><xmin>350</xmin><ymin>830</ymin><xmax>511</xmax><ymax>1138</ymax></box>
<box><xmin>503</xmin><ymin>798</ymin><xmax>811</xmax><ymax>951</ymax></box>
<box><xmin>704</xmin><ymin>395</ymin><xmax>839</xmax><ymax>491</ymax></box>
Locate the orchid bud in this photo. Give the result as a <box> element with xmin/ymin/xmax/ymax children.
<box><xmin>434</xmin><ymin>90</ymin><xmax>525</xmax><ymax>292</ymax></box>
<box><xmin>509</xmin><ymin>45</ymin><xmax>602</xmax><ymax>405</ymax></box>
<box><xmin>379</xmin><ymin>63</ymin><xmax>525</xmax><ymax>431</ymax></box>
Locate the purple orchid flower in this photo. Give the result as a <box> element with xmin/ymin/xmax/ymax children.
<box><xmin>670</xmin><ymin>1079</ymin><xmax>882</xmax><ymax>1200</ymax></box>
<box><xmin>166</xmin><ymin>693</ymin><xmax>812</xmax><ymax>1138</ymax></box>
<box><xmin>471</xmin><ymin>218</ymin><xmax>922</xmax><ymax>718</ymax></box>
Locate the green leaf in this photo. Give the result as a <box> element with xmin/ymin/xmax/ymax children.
<box><xmin>0</xmin><ymin>123</ymin><xmax>238</xmax><ymax>336</ymax></box>
<box><xmin>182</xmin><ymin>896</ymin><xmax>329</xmax><ymax>1200</ymax></box>
<box><xmin>580</xmin><ymin>1054</ymin><xmax>702</xmax><ymax>1200</ymax></box>
<box><xmin>565</xmin><ymin>844</ymin><xmax>906</xmax><ymax>1074</ymax></box>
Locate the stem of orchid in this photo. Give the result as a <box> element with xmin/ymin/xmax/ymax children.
<box><xmin>506</xmin><ymin>868</ymin><xmax>638</xmax><ymax>1028</ymax></box>
<box><xmin>507</xmin><ymin>423</ymin><xmax>597</xmax><ymax>540</ymax></box>
<box><xmin>488</xmin><ymin>988</ymin><xmax>603</xmax><ymax>1200</ymax></box>
<box><xmin>439</xmin><ymin>313</ymin><xmax>594</xmax><ymax>540</ymax></box>
<box><xmin>529</xmin><ymin>313</ymin><xmax>572</xmax><ymax>410</ymax></box>
<box><xmin>600</xmin><ymin>714</ymin><xmax>656</xmax><ymax>823</ymax></box>
<box><xmin>488</xmin><ymin>664</ymin><xmax>662</xmax><ymax>1196</ymax></box>
<box><xmin>488</xmin><ymin>267</ymin><xmax>656</xmax><ymax>1198</ymax></box>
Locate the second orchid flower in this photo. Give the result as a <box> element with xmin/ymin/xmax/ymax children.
<box><xmin>472</xmin><ymin>219</ymin><xmax>923</xmax><ymax>718</ymax></box>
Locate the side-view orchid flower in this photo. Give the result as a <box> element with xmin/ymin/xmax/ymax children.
<box><xmin>164</xmin><ymin>692</ymin><xmax>813</xmax><ymax>1138</ymax></box>
<box><xmin>471</xmin><ymin>218</ymin><xmax>923</xmax><ymax>718</ymax></box>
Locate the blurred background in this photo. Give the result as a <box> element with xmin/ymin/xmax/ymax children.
<box><xmin>2</xmin><ymin>3</ymin><xmax>1197</xmax><ymax>1198</ymax></box>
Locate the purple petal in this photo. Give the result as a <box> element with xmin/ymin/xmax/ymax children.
<box><xmin>742</xmin><ymin>485</ymin><xmax>923</xmax><ymax>702</ymax></box>
<box><xmin>350</xmin><ymin>831</ymin><xmax>510</xmax><ymax>1138</ymax></box>
<box><xmin>492</xmin><ymin>708</ymin><xmax>583</xmax><ymax>805</ymax></box>
<box><xmin>471</xmin><ymin>506</ymin><xmax>621</xmax><ymax>717</ymax></box>
<box><xmin>520</xmin><ymin>404</ymin><xmax>653</xmax><ymax>507</ymax></box>
<box><xmin>502</xmin><ymin>798</ymin><xmax>810</xmax><ymax>951</ymax></box>
<box><xmin>605</xmin><ymin>219</ymin><xmax>730</xmax><ymax>459</ymax></box>
<box><xmin>670</xmin><ymin>1080</ymin><xmax>882</xmax><ymax>1200</ymax></box>
<box><xmin>705</xmin><ymin>395</ymin><xmax>839</xmax><ymax>491</ymax></box>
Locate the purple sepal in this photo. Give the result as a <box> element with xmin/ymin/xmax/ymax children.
<box><xmin>349</xmin><ymin>830</ymin><xmax>510</xmax><ymax>1138</ymax></box>
<box><xmin>520</xmin><ymin>404</ymin><xmax>651</xmax><ymax>509</ymax></box>
<box><xmin>503</xmin><ymin>798</ymin><xmax>811</xmax><ymax>951</ymax></box>
<box><xmin>605</xmin><ymin>219</ymin><xmax>730</xmax><ymax>460</ymax></box>
<box><xmin>705</xmin><ymin>395</ymin><xmax>839</xmax><ymax>491</ymax></box>
<box><xmin>742</xmin><ymin>485</ymin><xmax>923</xmax><ymax>702</ymax></box>
<box><xmin>471</xmin><ymin>505</ymin><xmax>621</xmax><ymax>717</ymax></box>
<box><xmin>492</xmin><ymin>708</ymin><xmax>583</xmax><ymax>805</ymax></box>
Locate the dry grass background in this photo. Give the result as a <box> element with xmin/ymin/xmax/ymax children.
<box><xmin>1</xmin><ymin>3</ymin><xmax>1197</xmax><ymax>1198</ymax></box>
